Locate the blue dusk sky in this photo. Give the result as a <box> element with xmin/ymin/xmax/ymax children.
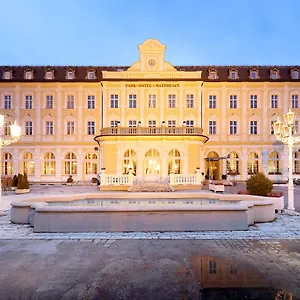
<box><xmin>1</xmin><ymin>0</ymin><xmax>300</xmax><ymax>66</ymax></box>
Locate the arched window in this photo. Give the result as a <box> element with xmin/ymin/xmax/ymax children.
<box><xmin>85</xmin><ymin>153</ymin><xmax>97</xmax><ymax>175</ymax></box>
<box><xmin>23</xmin><ymin>152</ymin><xmax>34</xmax><ymax>175</ymax></box>
<box><xmin>145</xmin><ymin>149</ymin><xmax>160</xmax><ymax>175</ymax></box>
<box><xmin>205</xmin><ymin>151</ymin><xmax>220</xmax><ymax>180</ymax></box>
<box><xmin>247</xmin><ymin>152</ymin><xmax>259</xmax><ymax>175</ymax></box>
<box><xmin>2</xmin><ymin>152</ymin><xmax>13</xmax><ymax>175</ymax></box>
<box><xmin>268</xmin><ymin>151</ymin><xmax>280</xmax><ymax>174</ymax></box>
<box><xmin>293</xmin><ymin>151</ymin><xmax>300</xmax><ymax>174</ymax></box>
<box><xmin>168</xmin><ymin>149</ymin><xmax>181</xmax><ymax>174</ymax></box>
<box><xmin>227</xmin><ymin>152</ymin><xmax>239</xmax><ymax>174</ymax></box>
<box><xmin>43</xmin><ymin>152</ymin><xmax>56</xmax><ymax>175</ymax></box>
<box><xmin>64</xmin><ymin>152</ymin><xmax>77</xmax><ymax>175</ymax></box>
<box><xmin>123</xmin><ymin>150</ymin><xmax>137</xmax><ymax>175</ymax></box>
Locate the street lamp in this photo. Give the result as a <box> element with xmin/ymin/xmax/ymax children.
<box><xmin>273</xmin><ymin>109</ymin><xmax>300</xmax><ymax>214</ymax></box>
<box><xmin>0</xmin><ymin>115</ymin><xmax>22</xmax><ymax>214</ymax></box>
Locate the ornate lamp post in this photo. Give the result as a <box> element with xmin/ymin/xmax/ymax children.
<box><xmin>273</xmin><ymin>109</ymin><xmax>300</xmax><ymax>214</ymax></box>
<box><xmin>0</xmin><ymin>114</ymin><xmax>22</xmax><ymax>214</ymax></box>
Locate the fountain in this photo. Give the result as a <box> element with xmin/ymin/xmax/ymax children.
<box><xmin>127</xmin><ymin>175</ymin><xmax>175</xmax><ymax>192</ymax></box>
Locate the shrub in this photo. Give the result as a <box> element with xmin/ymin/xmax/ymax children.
<box><xmin>246</xmin><ymin>172</ymin><xmax>273</xmax><ymax>196</ymax></box>
<box><xmin>17</xmin><ymin>173</ymin><xmax>24</xmax><ymax>189</ymax></box>
<box><xmin>12</xmin><ymin>175</ymin><xmax>18</xmax><ymax>187</ymax></box>
<box><xmin>267</xmin><ymin>191</ymin><xmax>283</xmax><ymax>198</ymax></box>
<box><xmin>23</xmin><ymin>173</ymin><xmax>30</xmax><ymax>189</ymax></box>
<box><xmin>221</xmin><ymin>174</ymin><xmax>227</xmax><ymax>180</ymax></box>
<box><xmin>67</xmin><ymin>175</ymin><xmax>73</xmax><ymax>184</ymax></box>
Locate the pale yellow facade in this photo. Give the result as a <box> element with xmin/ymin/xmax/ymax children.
<box><xmin>0</xmin><ymin>39</ymin><xmax>299</xmax><ymax>183</ymax></box>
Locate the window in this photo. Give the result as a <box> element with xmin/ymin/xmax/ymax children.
<box><xmin>250</xmin><ymin>121</ymin><xmax>258</xmax><ymax>134</ymax></box>
<box><xmin>25</xmin><ymin>95</ymin><xmax>32</xmax><ymax>109</ymax></box>
<box><xmin>67</xmin><ymin>121</ymin><xmax>75</xmax><ymax>135</ymax></box>
<box><xmin>87</xmin><ymin>71</ymin><xmax>95</xmax><ymax>80</ymax></box>
<box><xmin>250</xmin><ymin>95</ymin><xmax>257</xmax><ymax>108</ymax></box>
<box><xmin>67</xmin><ymin>95</ymin><xmax>74</xmax><ymax>109</ymax></box>
<box><xmin>271</xmin><ymin>95</ymin><xmax>278</xmax><ymax>108</ymax></box>
<box><xmin>229</xmin><ymin>68</ymin><xmax>239</xmax><ymax>80</ymax></box>
<box><xmin>250</xmin><ymin>70</ymin><xmax>259</xmax><ymax>79</ymax></box>
<box><xmin>227</xmin><ymin>152</ymin><xmax>239</xmax><ymax>174</ymax></box>
<box><xmin>291</xmin><ymin>69</ymin><xmax>299</xmax><ymax>79</ymax></box>
<box><xmin>43</xmin><ymin>152</ymin><xmax>56</xmax><ymax>175</ymax></box>
<box><xmin>24</xmin><ymin>71</ymin><xmax>33</xmax><ymax>80</ymax></box>
<box><xmin>87</xmin><ymin>121</ymin><xmax>95</xmax><ymax>135</ymax></box>
<box><xmin>209</xmin><ymin>260</ymin><xmax>217</xmax><ymax>274</ymax></box>
<box><xmin>129</xmin><ymin>94</ymin><xmax>137</xmax><ymax>108</ymax></box>
<box><xmin>46</xmin><ymin>95</ymin><xmax>53</xmax><ymax>109</ymax></box>
<box><xmin>293</xmin><ymin>151</ymin><xmax>300</xmax><ymax>174</ymax></box>
<box><xmin>4</xmin><ymin>95</ymin><xmax>11</xmax><ymax>109</ymax></box>
<box><xmin>3</xmin><ymin>70</ymin><xmax>12</xmax><ymax>80</ymax></box>
<box><xmin>209</xmin><ymin>95</ymin><xmax>216</xmax><ymax>108</ymax></box>
<box><xmin>123</xmin><ymin>150</ymin><xmax>137</xmax><ymax>175</ymax></box>
<box><xmin>270</xmin><ymin>69</ymin><xmax>279</xmax><ymax>79</ymax></box>
<box><xmin>230</xmin><ymin>71</ymin><xmax>237</xmax><ymax>79</ymax></box>
<box><xmin>230</xmin><ymin>265</ymin><xmax>237</xmax><ymax>275</ymax></box>
<box><xmin>168</xmin><ymin>120</ymin><xmax>176</xmax><ymax>127</ymax></box>
<box><xmin>229</xmin><ymin>121</ymin><xmax>237</xmax><ymax>134</ymax></box>
<box><xmin>110</xmin><ymin>120</ymin><xmax>118</xmax><ymax>127</ymax></box>
<box><xmin>25</xmin><ymin>121</ymin><xmax>33</xmax><ymax>135</ymax></box>
<box><xmin>292</xmin><ymin>95</ymin><xmax>298</xmax><ymax>108</ymax></box>
<box><xmin>248</xmin><ymin>152</ymin><xmax>259</xmax><ymax>174</ymax></box>
<box><xmin>208</xmin><ymin>69</ymin><xmax>218</xmax><ymax>79</ymax></box>
<box><xmin>292</xmin><ymin>120</ymin><xmax>299</xmax><ymax>134</ymax></box>
<box><xmin>110</xmin><ymin>95</ymin><xmax>119</xmax><ymax>108</ymax></box>
<box><xmin>4</xmin><ymin>121</ymin><xmax>11</xmax><ymax>135</ymax></box>
<box><xmin>22</xmin><ymin>152</ymin><xmax>34</xmax><ymax>175</ymax></box>
<box><xmin>168</xmin><ymin>149</ymin><xmax>181</xmax><ymax>174</ymax></box>
<box><xmin>186</xmin><ymin>94</ymin><xmax>194</xmax><ymax>108</ymax></box>
<box><xmin>66</xmin><ymin>70</ymin><xmax>75</xmax><ymax>80</ymax></box>
<box><xmin>129</xmin><ymin>120</ymin><xmax>137</xmax><ymax>127</ymax></box>
<box><xmin>168</xmin><ymin>94</ymin><xmax>176</xmax><ymax>108</ymax></box>
<box><xmin>186</xmin><ymin>120</ymin><xmax>194</xmax><ymax>127</ymax></box>
<box><xmin>229</xmin><ymin>95</ymin><xmax>237</xmax><ymax>108</ymax></box>
<box><xmin>148</xmin><ymin>120</ymin><xmax>156</xmax><ymax>127</ymax></box>
<box><xmin>85</xmin><ymin>153</ymin><xmax>97</xmax><ymax>174</ymax></box>
<box><xmin>209</xmin><ymin>121</ymin><xmax>217</xmax><ymax>134</ymax></box>
<box><xmin>2</xmin><ymin>153</ymin><xmax>13</xmax><ymax>175</ymax></box>
<box><xmin>148</xmin><ymin>94</ymin><xmax>156</xmax><ymax>108</ymax></box>
<box><xmin>46</xmin><ymin>121</ymin><xmax>54</xmax><ymax>135</ymax></box>
<box><xmin>268</xmin><ymin>151</ymin><xmax>280</xmax><ymax>174</ymax></box>
<box><xmin>87</xmin><ymin>95</ymin><xmax>95</xmax><ymax>109</ymax></box>
<box><xmin>64</xmin><ymin>152</ymin><xmax>77</xmax><ymax>175</ymax></box>
<box><xmin>45</xmin><ymin>70</ymin><xmax>53</xmax><ymax>80</ymax></box>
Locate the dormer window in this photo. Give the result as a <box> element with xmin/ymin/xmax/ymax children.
<box><xmin>291</xmin><ymin>69</ymin><xmax>299</xmax><ymax>80</ymax></box>
<box><xmin>229</xmin><ymin>68</ymin><xmax>239</xmax><ymax>80</ymax></box>
<box><xmin>87</xmin><ymin>71</ymin><xmax>95</xmax><ymax>80</ymax></box>
<box><xmin>24</xmin><ymin>70</ymin><xmax>33</xmax><ymax>80</ymax></box>
<box><xmin>66</xmin><ymin>69</ymin><xmax>75</xmax><ymax>80</ymax></box>
<box><xmin>270</xmin><ymin>68</ymin><xmax>280</xmax><ymax>80</ymax></box>
<box><xmin>249</xmin><ymin>68</ymin><xmax>260</xmax><ymax>80</ymax></box>
<box><xmin>208</xmin><ymin>68</ymin><xmax>218</xmax><ymax>80</ymax></box>
<box><xmin>2</xmin><ymin>70</ymin><xmax>12</xmax><ymax>80</ymax></box>
<box><xmin>45</xmin><ymin>70</ymin><xmax>54</xmax><ymax>80</ymax></box>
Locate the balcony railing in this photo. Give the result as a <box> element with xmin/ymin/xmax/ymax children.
<box><xmin>99</xmin><ymin>126</ymin><xmax>204</xmax><ymax>136</ymax></box>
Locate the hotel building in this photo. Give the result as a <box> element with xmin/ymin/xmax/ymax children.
<box><xmin>0</xmin><ymin>39</ymin><xmax>299</xmax><ymax>185</ymax></box>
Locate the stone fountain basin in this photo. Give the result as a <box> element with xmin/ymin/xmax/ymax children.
<box><xmin>10</xmin><ymin>192</ymin><xmax>279</xmax><ymax>232</ymax></box>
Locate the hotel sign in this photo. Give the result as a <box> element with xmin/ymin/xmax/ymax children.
<box><xmin>125</xmin><ymin>83</ymin><xmax>180</xmax><ymax>88</ymax></box>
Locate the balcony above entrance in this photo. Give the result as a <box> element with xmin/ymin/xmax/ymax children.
<box><xmin>98</xmin><ymin>126</ymin><xmax>208</xmax><ymax>138</ymax></box>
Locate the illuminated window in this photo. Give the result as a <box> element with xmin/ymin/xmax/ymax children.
<box><xmin>247</xmin><ymin>152</ymin><xmax>259</xmax><ymax>174</ymax></box>
<box><xmin>123</xmin><ymin>150</ymin><xmax>137</xmax><ymax>175</ymax></box>
<box><xmin>168</xmin><ymin>149</ymin><xmax>181</xmax><ymax>174</ymax></box>
<box><xmin>85</xmin><ymin>153</ymin><xmax>97</xmax><ymax>175</ymax></box>
<box><xmin>23</xmin><ymin>152</ymin><xmax>34</xmax><ymax>175</ymax></box>
<box><xmin>268</xmin><ymin>151</ymin><xmax>280</xmax><ymax>174</ymax></box>
<box><xmin>2</xmin><ymin>152</ymin><xmax>13</xmax><ymax>175</ymax></box>
<box><xmin>64</xmin><ymin>152</ymin><xmax>77</xmax><ymax>175</ymax></box>
<box><xmin>227</xmin><ymin>152</ymin><xmax>239</xmax><ymax>174</ymax></box>
<box><xmin>43</xmin><ymin>152</ymin><xmax>56</xmax><ymax>175</ymax></box>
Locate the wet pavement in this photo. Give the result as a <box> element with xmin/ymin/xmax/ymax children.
<box><xmin>0</xmin><ymin>239</ymin><xmax>299</xmax><ymax>299</ymax></box>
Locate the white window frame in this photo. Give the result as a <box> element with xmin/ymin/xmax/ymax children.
<box><xmin>67</xmin><ymin>121</ymin><xmax>75</xmax><ymax>135</ymax></box>
<box><xmin>250</xmin><ymin>120</ymin><xmax>258</xmax><ymax>135</ymax></box>
<box><xmin>168</xmin><ymin>120</ymin><xmax>176</xmax><ymax>127</ymax></box>
<box><xmin>148</xmin><ymin>120</ymin><xmax>156</xmax><ymax>127</ymax></box>
<box><xmin>25</xmin><ymin>95</ymin><xmax>33</xmax><ymax>109</ymax></box>
<box><xmin>87</xmin><ymin>121</ymin><xmax>95</xmax><ymax>135</ymax></box>
<box><xmin>271</xmin><ymin>95</ymin><xmax>278</xmax><ymax>108</ymax></box>
<box><xmin>168</xmin><ymin>94</ymin><xmax>176</xmax><ymax>108</ymax></box>
<box><xmin>4</xmin><ymin>95</ymin><xmax>12</xmax><ymax>109</ymax></box>
<box><xmin>87</xmin><ymin>71</ymin><xmax>95</xmax><ymax>80</ymax></box>
<box><xmin>229</xmin><ymin>95</ymin><xmax>237</xmax><ymax>108</ymax></box>
<box><xmin>229</xmin><ymin>121</ymin><xmax>237</xmax><ymax>135</ymax></box>
<box><xmin>46</xmin><ymin>95</ymin><xmax>53</xmax><ymax>109</ymax></box>
<box><xmin>46</xmin><ymin>121</ymin><xmax>54</xmax><ymax>135</ymax></box>
<box><xmin>186</xmin><ymin>120</ymin><xmax>194</xmax><ymax>127</ymax></box>
<box><xmin>110</xmin><ymin>120</ymin><xmax>118</xmax><ymax>127</ymax></box>
<box><xmin>25</xmin><ymin>71</ymin><xmax>33</xmax><ymax>80</ymax></box>
<box><xmin>87</xmin><ymin>95</ymin><xmax>95</xmax><ymax>109</ymax></box>
<box><xmin>209</xmin><ymin>120</ymin><xmax>217</xmax><ymax>135</ymax></box>
<box><xmin>250</xmin><ymin>95</ymin><xmax>257</xmax><ymax>108</ymax></box>
<box><xmin>25</xmin><ymin>121</ymin><xmax>33</xmax><ymax>135</ymax></box>
<box><xmin>186</xmin><ymin>94</ymin><xmax>194</xmax><ymax>108</ymax></box>
<box><xmin>128</xmin><ymin>94</ymin><xmax>137</xmax><ymax>108</ymax></box>
<box><xmin>67</xmin><ymin>95</ymin><xmax>75</xmax><ymax>109</ymax></box>
<box><xmin>148</xmin><ymin>94</ymin><xmax>156</xmax><ymax>108</ymax></box>
<box><xmin>292</xmin><ymin>95</ymin><xmax>298</xmax><ymax>109</ymax></box>
<box><xmin>110</xmin><ymin>95</ymin><xmax>119</xmax><ymax>108</ymax></box>
<box><xmin>128</xmin><ymin>120</ymin><xmax>137</xmax><ymax>127</ymax></box>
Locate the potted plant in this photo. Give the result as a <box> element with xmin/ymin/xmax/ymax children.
<box><xmin>91</xmin><ymin>177</ymin><xmax>98</xmax><ymax>186</ymax></box>
<box><xmin>16</xmin><ymin>173</ymin><xmax>30</xmax><ymax>194</ymax></box>
<box><xmin>67</xmin><ymin>175</ymin><xmax>73</xmax><ymax>186</ymax></box>
<box><xmin>12</xmin><ymin>175</ymin><xmax>18</xmax><ymax>191</ymax></box>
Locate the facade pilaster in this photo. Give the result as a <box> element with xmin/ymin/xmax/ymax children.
<box><xmin>14</xmin><ymin>86</ymin><xmax>20</xmax><ymax>124</ymax></box>
<box><xmin>77</xmin><ymin>149</ymin><xmax>83</xmax><ymax>181</ymax></box>
<box><xmin>35</xmin><ymin>86</ymin><xmax>41</xmax><ymax>142</ymax></box>
<box><xmin>34</xmin><ymin>147</ymin><xmax>41</xmax><ymax>181</ymax></box>
<box><xmin>262</xmin><ymin>84</ymin><xmax>268</xmax><ymax>140</ymax></box>
<box><xmin>241</xmin><ymin>148</ymin><xmax>248</xmax><ymax>181</ymax></box>
<box><xmin>121</xmin><ymin>84</ymin><xmax>126</xmax><ymax>125</ymax></box>
<box><xmin>56</xmin><ymin>86</ymin><xmax>62</xmax><ymax>140</ymax></box>
<box><xmin>221</xmin><ymin>85</ymin><xmax>226</xmax><ymax>141</ymax></box>
<box><xmin>179</xmin><ymin>84</ymin><xmax>183</xmax><ymax>125</ymax></box>
<box><xmin>261</xmin><ymin>148</ymin><xmax>269</xmax><ymax>175</ymax></box>
<box><xmin>13</xmin><ymin>147</ymin><xmax>19</xmax><ymax>175</ymax></box>
<box><xmin>78</xmin><ymin>86</ymin><xmax>83</xmax><ymax>141</ymax></box>
<box><xmin>242</xmin><ymin>87</ymin><xmax>247</xmax><ymax>139</ymax></box>
<box><xmin>55</xmin><ymin>148</ymin><xmax>62</xmax><ymax>181</ymax></box>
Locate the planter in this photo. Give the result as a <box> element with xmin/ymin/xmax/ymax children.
<box><xmin>11</xmin><ymin>187</ymin><xmax>16</xmax><ymax>191</ymax></box>
<box><xmin>66</xmin><ymin>183</ymin><xmax>73</xmax><ymax>186</ymax></box>
<box><xmin>209</xmin><ymin>184</ymin><xmax>224</xmax><ymax>193</ymax></box>
<box><xmin>16</xmin><ymin>189</ymin><xmax>30</xmax><ymax>194</ymax></box>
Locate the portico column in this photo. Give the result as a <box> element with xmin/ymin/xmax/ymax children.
<box><xmin>137</xmin><ymin>150</ymin><xmax>143</xmax><ymax>177</ymax></box>
<box><xmin>261</xmin><ymin>149</ymin><xmax>269</xmax><ymax>175</ymax></box>
<box><xmin>161</xmin><ymin>150</ymin><xmax>167</xmax><ymax>178</ymax></box>
<box><xmin>241</xmin><ymin>150</ymin><xmax>248</xmax><ymax>181</ymax></box>
<box><xmin>34</xmin><ymin>148</ymin><xmax>41</xmax><ymax>182</ymax></box>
